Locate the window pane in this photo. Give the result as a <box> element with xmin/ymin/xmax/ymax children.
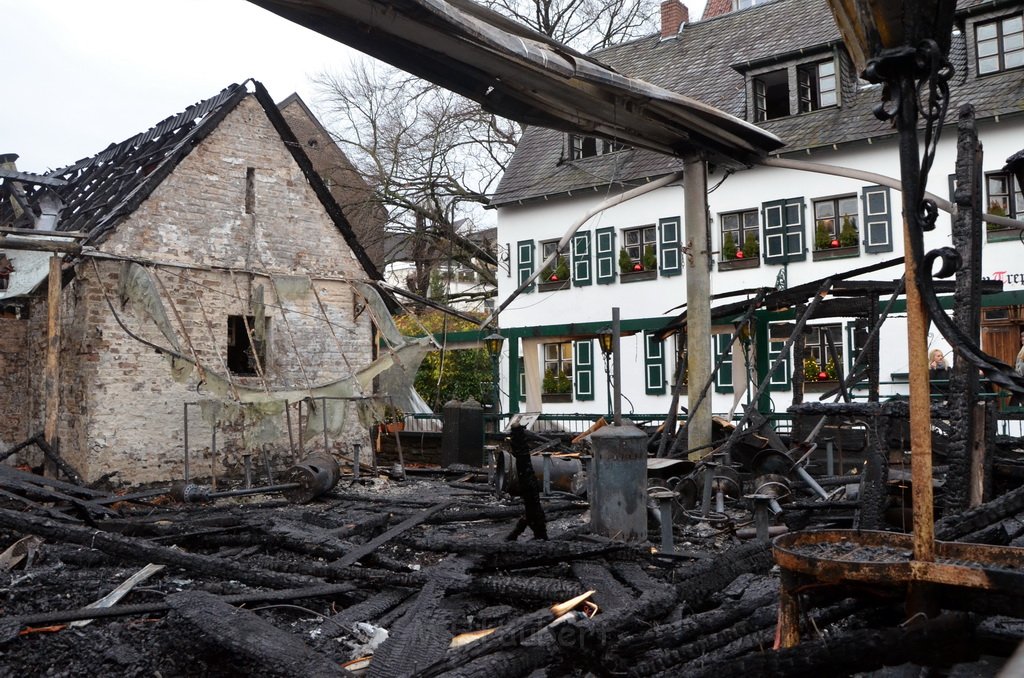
<box><xmin>838</xmin><ymin>196</ymin><xmax>858</xmax><ymax>215</ymax></box>
<box><xmin>722</xmin><ymin>213</ymin><xmax>738</xmax><ymax>229</ymax></box>
<box><xmin>815</xmin><ymin>201</ymin><xmax>835</xmax><ymax>219</ymax></box>
<box><xmin>545</xmin><ymin>344</ymin><xmax>558</xmax><ymax>360</ymax></box>
<box><xmin>977</xmin><ymin>22</ymin><xmax>998</xmax><ymax>41</ymax></box>
<box><xmin>1005</xmin><ymin>16</ymin><xmax>1023</xmax><ymax>33</ymax></box>
<box><xmin>818</xmin><ymin>60</ymin><xmax>834</xmax><ymax>77</ymax></box>
<box><xmin>743</xmin><ymin>211</ymin><xmax>759</xmax><ymax>229</ymax></box>
<box><xmin>625</xmin><ymin>230</ymin><xmax>639</xmax><ymax>245</ymax></box>
<box><xmin>1005</xmin><ymin>33</ymin><xmax>1024</xmax><ymax>51</ymax></box>
<box><xmin>977</xmin><ymin>39</ymin><xmax>999</xmax><ymax>57</ymax></box>
<box><xmin>643</xmin><ymin>226</ymin><xmax>656</xmax><ymax>243</ymax></box>
<box><xmin>1006</xmin><ymin>50</ymin><xmax>1024</xmax><ymax>69</ymax></box>
<box><xmin>989</xmin><ymin>175</ymin><xmax>1009</xmax><ymax>194</ymax></box>
<box><xmin>819</xmin><ymin>89</ymin><xmax>837</xmax><ymax>108</ymax></box>
<box><xmin>979</xmin><ymin>55</ymin><xmax>999</xmax><ymax>73</ymax></box>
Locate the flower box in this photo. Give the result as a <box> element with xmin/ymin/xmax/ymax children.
<box><xmin>812</xmin><ymin>245</ymin><xmax>860</xmax><ymax>261</ymax></box>
<box><xmin>619</xmin><ymin>269</ymin><xmax>657</xmax><ymax>284</ymax></box>
<box><xmin>542</xmin><ymin>393</ymin><xmax>573</xmax><ymax>403</ymax></box>
<box><xmin>538</xmin><ymin>279</ymin><xmax>571</xmax><ymax>292</ymax></box>
<box><xmin>718</xmin><ymin>257</ymin><xmax>760</xmax><ymax>271</ymax></box>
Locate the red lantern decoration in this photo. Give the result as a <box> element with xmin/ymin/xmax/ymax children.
<box><xmin>549</xmin><ymin>274</ymin><xmax>558</xmax><ymax>281</ymax></box>
<box><xmin>735</xmin><ymin>250</ymin><xmax>744</xmax><ymax>259</ymax></box>
<box><xmin>830</xmin><ymin>238</ymin><xmax>840</xmax><ymax>248</ymax></box>
<box><xmin>818</xmin><ymin>371</ymin><xmax>828</xmax><ymax>381</ymax></box>
<box><xmin>633</xmin><ymin>263</ymin><xmax>643</xmax><ymax>271</ymax></box>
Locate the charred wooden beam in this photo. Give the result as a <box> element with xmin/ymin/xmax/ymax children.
<box><xmin>167</xmin><ymin>590</ymin><xmax>348</xmax><ymax>677</ymax></box>
<box><xmin>505</xmin><ymin>423</ymin><xmax>547</xmax><ymax>540</ymax></box>
<box><xmin>334</xmin><ymin>501</ymin><xmax>453</xmax><ymax>567</ymax></box>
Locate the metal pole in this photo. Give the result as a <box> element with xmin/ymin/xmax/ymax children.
<box><xmin>183</xmin><ymin>403</ymin><xmax>190</xmax><ymax>484</ymax></box>
<box><xmin>612</xmin><ymin>307</ymin><xmax>622</xmax><ymax>426</ymax></box>
<box><xmin>684</xmin><ymin>154</ymin><xmax>712</xmax><ymax>461</ymax></box>
<box><xmin>353</xmin><ymin>443</ymin><xmax>361</xmax><ymax>481</ymax></box>
<box><xmin>210</xmin><ymin>428</ymin><xmax>218</xmax><ymax>491</ymax></box>
<box><xmin>284</xmin><ymin>399</ymin><xmax>296</xmax><ymax>461</ymax></box>
<box><xmin>322</xmin><ymin>397</ymin><xmax>330</xmax><ymax>453</ymax></box>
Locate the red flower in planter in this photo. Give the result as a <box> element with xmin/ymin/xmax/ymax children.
<box><xmin>632</xmin><ymin>263</ymin><xmax>643</xmax><ymax>271</ymax></box>
<box><xmin>549</xmin><ymin>274</ymin><xmax>559</xmax><ymax>281</ymax></box>
<box><xmin>830</xmin><ymin>238</ymin><xmax>840</xmax><ymax>248</ymax></box>
<box><xmin>735</xmin><ymin>250</ymin><xmax>744</xmax><ymax>259</ymax></box>
<box><xmin>818</xmin><ymin>371</ymin><xmax>829</xmax><ymax>381</ymax></box>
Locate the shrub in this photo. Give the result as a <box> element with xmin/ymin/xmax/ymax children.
<box><xmin>815</xmin><ymin>222</ymin><xmax>833</xmax><ymax>250</ymax></box>
<box><xmin>643</xmin><ymin>244</ymin><xmax>658</xmax><ymax>271</ymax></box>
<box><xmin>743</xmin><ymin>232</ymin><xmax>759</xmax><ymax>259</ymax></box>
<box><xmin>723</xmin><ymin>231</ymin><xmax>737</xmax><ymax>260</ymax></box>
<box><xmin>543</xmin><ymin>368</ymin><xmax>572</xmax><ymax>394</ymax></box>
<box><xmin>839</xmin><ymin>217</ymin><xmax>858</xmax><ymax>247</ymax></box>
<box><xmin>619</xmin><ymin>248</ymin><xmax>633</xmax><ymax>273</ymax></box>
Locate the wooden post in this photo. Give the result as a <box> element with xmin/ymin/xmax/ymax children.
<box><xmin>684</xmin><ymin>153</ymin><xmax>712</xmax><ymax>461</ymax></box>
<box><xmin>43</xmin><ymin>255</ymin><xmax>62</xmax><ymax>476</ymax></box>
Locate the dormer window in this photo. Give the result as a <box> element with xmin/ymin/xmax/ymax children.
<box><xmin>976</xmin><ymin>14</ymin><xmax>1023</xmax><ymax>75</ymax></box>
<box><xmin>735</xmin><ymin>0</ymin><xmax>769</xmax><ymax>9</ymax></box>
<box><xmin>798</xmin><ymin>60</ymin><xmax>837</xmax><ymax>112</ymax></box>
<box><xmin>568</xmin><ymin>134</ymin><xmax>626</xmax><ymax>160</ymax></box>
<box><xmin>750</xmin><ymin>55</ymin><xmax>840</xmax><ymax>122</ymax></box>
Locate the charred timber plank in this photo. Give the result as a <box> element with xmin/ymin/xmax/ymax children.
<box><xmin>469</xmin><ymin>575</ymin><xmax>585</xmax><ymax>604</ymax></box>
<box><xmin>676</xmin><ymin>612</ymin><xmax>976</xmax><ymax>678</ymax></box>
<box><xmin>319</xmin><ymin>588</ymin><xmax>413</xmax><ymax>639</ymax></box>
<box><xmin>367</xmin><ymin>555</ymin><xmax>473</xmax><ymax>677</ymax></box>
<box><xmin>571</xmin><ymin>562</ymin><xmax>632</xmax><ymax>612</ymax></box>
<box><xmin>248</xmin><ymin>517</ymin><xmax>354</xmax><ymax>559</ymax></box>
<box><xmin>0</xmin><ymin>486</ymin><xmax>74</xmax><ymax>520</ymax></box>
<box><xmin>0</xmin><ymin>470</ymin><xmax>117</xmax><ymax>518</ymax></box>
<box><xmin>167</xmin><ymin>590</ymin><xmax>347</xmax><ymax>677</ymax></box>
<box><xmin>0</xmin><ymin>582</ymin><xmax>361</xmax><ymax>643</ymax></box>
<box><xmin>506</xmin><ymin>424</ymin><xmax>547</xmax><ymax>541</ymax></box>
<box><xmin>674</xmin><ymin>541</ymin><xmax>774</xmax><ymax>609</ymax></box>
<box><xmin>936</xmin><ymin>481</ymin><xmax>1024</xmax><ymax>541</ymax></box>
<box><xmin>614</xmin><ymin>592</ymin><xmax>776</xmax><ymax>656</ymax></box>
<box><xmin>333</xmin><ymin>501</ymin><xmax>453</xmax><ymax>567</ymax></box>
<box><xmin>402</xmin><ymin>534</ymin><xmax>623</xmax><ymax>560</ymax></box>
<box><xmin>0</xmin><ymin>507</ymin><xmax>317</xmax><ymax>589</ymax></box>
<box><xmin>443</xmin><ymin>645</ymin><xmax>555</xmax><ymax>678</ymax></box>
<box><xmin>322</xmin><ymin>511</ymin><xmax>391</xmax><ymax>539</ymax></box>
<box><xmin>33</xmin><ymin>435</ymin><xmax>83</xmax><ymax>486</ymax></box>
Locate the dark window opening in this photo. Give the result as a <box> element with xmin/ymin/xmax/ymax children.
<box><xmin>245</xmin><ymin>167</ymin><xmax>256</xmax><ymax>215</ymax></box>
<box><xmin>754</xmin><ymin>69</ymin><xmax>788</xmax><ymax>121</ymax></box>
<box><xmin>227</xmin><ymin>315</ymin><xmax>266</xmax><ymax>376</ymax></box>
<box><xmin>568</xmin><ymin>134</ymin><xmax>627</xmax><ymax>160</ymax></box>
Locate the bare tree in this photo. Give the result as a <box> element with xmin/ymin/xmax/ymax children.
<box><xmin>479</xmin><ymin>0</ymin><xmax>657</xmax><ymax>51</ymax></box>
<box><xmin>313</xmin><ymin>0</ymin><xmax>657</xmax><ymax>304</ymax></box>
<box><xmin>314</xmin><ymin>62</ymin><xmax>514</xmax><ymax>300</ymax></box>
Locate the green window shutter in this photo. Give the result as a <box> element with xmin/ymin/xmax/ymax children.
<box><xmin>762</xmin><ymin>198</ymin><xmax>806</xmax><ymax>264</ymax></box>
<box><xmin>517</xmin><ymin>240</ymin><xmax>535</xmax><ymax>292</ymax></box>
<box><xmin>714</xmin><ymin>334</ymin><xmax>734</xmax><ymax>393</ymax></box>
<box><xmin>658</xmin><ymin>217</ymin><xmax>682</xmax><ymax>277</ymax></box>
<box><xmin>861</xmin><ymin>185</ymin><xmax>893</xmax><ymax>253</ymax></box>
<box><xmin>595</xmin><ymin>227</ymin><xmax>617</xmax><ymax>284</ymax></box>
<box><xmin>574</xmin><ymin>340</ymin><xmax>595</xmax><ymax>401</ymax></box>
<box><xmin>572</xmin><ymin>232</ymin><xmax>592</xmax><ymax>287</ymax></box>
<box><xmin>643</xmin><ymin>332</ymin><xmax>666</xmax><ymax>394</ymax></box>
<box><xmin>768</xmin><ymin>332</ymin><xmax>792</xmax><ymax>391</ymax></box>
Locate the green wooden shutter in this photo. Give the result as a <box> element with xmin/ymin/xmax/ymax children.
<box><xmin>768</xmin><ymin>329</ymin><xmax>792</xmax><ymax>391</ymax></box>
<box><xmin>861</xmin><ymin>185</ymin><xmax>893</xmax><ymax>253</ymax></box>
<box><xmin>572</xmin><ymin>232</ymin><xmax>592</xmax><ymax>287</ymax></box>
<box><xmin>658</xmin><ymin>217</ymin><xmax>682</xmax><ymax>277</ymax></box>
<box><xmin>762</xmin><ymin>198</ymin><xmax>806</xmax><ymax>264</ymax></box>
<box><xmin>595</xmin><ymin>227</ymin><xmax>617</xmax><ymax>285</ymax></box>
<box><xmin>714</xmin><ymin>334</ymin><xmax>734</xmax><ymax>393</ymax></box>
<box><xmin>517</xmin><ymin>240</ymin><xmax>535</xmax><ymax>292</ymax></box>
<box><xmin>574</xmin><ymin>340</ymin><xmax>595</xmax><ymax>401</ymax></box>
<box><xmin>644</xmin><ymin>332</ymin><xmax>666</xmax><ymax>395</ymax></box>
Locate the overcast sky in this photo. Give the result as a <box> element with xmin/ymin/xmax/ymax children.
<box><xmin>2</xmin><ymin>0</ymin><xmax>707</xmax><ymax>173</ymax></box>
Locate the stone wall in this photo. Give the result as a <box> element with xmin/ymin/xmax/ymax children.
<box><xmin>36</xmin><ymin>95</ymin><xmax>377</xmax><ymax>485</ymax></box>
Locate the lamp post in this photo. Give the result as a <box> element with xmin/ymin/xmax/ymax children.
<box><xmin>484</xmin><ymin>332</ymin><xmax>505</xmax><ymax>427</ymax></box>
<box><xmin>597</xmin><ymin>327</ymin><xmax>613</xmax><ymax>419</ymax></box>
<box><xmin>826</xmin><ymin>0</ymin><xmax>957</xmax><ymax>586</ymax></box>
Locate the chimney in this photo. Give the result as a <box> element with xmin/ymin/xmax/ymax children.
<box><xmin>660</xmin><ymin>0</ymin><xmax>689</xmax><ymax>39</ymax></box>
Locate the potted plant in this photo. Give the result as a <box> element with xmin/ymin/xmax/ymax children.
<box><xmin>722</xmin><ymin>231</ymin><xmax>737</xmax><ymax>260</ymax></box>
<box><xmin>552</xmin><ymin>256</ymin><xmax>570</xmax><ymax>281</ymax></box>
<box><xmin>379</xmin><ymin>403</ymin><xmax>405</xmax><ymax>433</ymax></box>
<box><xmin>619</xmin><ymin>247</ymin><xmax>634</xmax><ymax>274</ymax></box>
<box><xmin>542</xmin><ymin>368</ymin><xmax>572</xmax><ymax>400</ymax></box>
<box><xmin>642</xmin><ymin>244</ymin><xmax>658</xmax><ymax>272</ymax></box>
<box><xmin>742</xmin><ymin>232</ymin><xmax>759</xmax><ymax>259</ymax></box>
<box><xmin>839</xmin><ymin>217</ymin><xmax>858</xmax><ymax>248</ymax></box>
<box><xmin>815</xmin><ymin>222</ymin><xmax>833</xmax><ymax>251</ymax></box>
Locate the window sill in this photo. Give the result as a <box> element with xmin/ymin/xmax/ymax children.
<box><xmin>804</xmin><ymin>379</ymin><xmax>840</xmax><ymax>392</ymax></box>
<box><xmin>542</xmin><ymin>393</ymin><xmax>573</xmax><ymax>403</ymax></box>
<box><xmin>986</xmin><ymin>228</ymin><xmax>1024</xmax><ymax>243</ymax></box>
<box><xmin>538</xmin><ymin>279</ymin><xmax>571</xmax><ymax>292</ymax></box>
<box><xmin>812</xmin><ymin>245</ymin><xmax>860</xmax><ymax>261</ymax></box>
<box><xmin>619</xmin><ymin>269</ymin><xmax>657</xmax><ymax>283</ymax></box>
<box><xmin>718</xmin><ymin>257</ymin><xmax>759</xmax><ymax>271</ymax></box>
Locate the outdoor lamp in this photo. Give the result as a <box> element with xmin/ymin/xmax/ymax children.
<box><xmin>484</xmin><ymin>332</ymin><xmax>505</xmax><ymax>357</ymax></box>
<box><xmin>827</xmin><ymin>0</ymin><xmax>956</xmax><ymax>79</ymax></box>
<box><xmin>597</xmin><ymin>327</ymin><xmax>614</xmax><ymax>357</ymax></box>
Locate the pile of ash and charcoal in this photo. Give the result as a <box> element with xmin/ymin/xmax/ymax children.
<box><xmin>2</xmin><ymin>419</ymin><xmax>1024</xmax><ymax>677</ymax></box>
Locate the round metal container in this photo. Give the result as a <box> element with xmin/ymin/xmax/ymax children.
<box><xmin>281</xmin><ymin>455</ymin><xmax>341</xmax><ymax>503</ymax></box>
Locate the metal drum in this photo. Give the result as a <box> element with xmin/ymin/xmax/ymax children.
<box><xmin>281</xmin><ymin>455</ymin><xmax>341</xmax><ymax>503</ymax></box>
<box><xmin>494</xmin><ymin>450</ymin><xmax>582</xmax><ymax>495</ymax></box>
<box><xmin>589</xmin><ymin>424</ymin><xmax>647</xmax><ymax>542</ymax></box>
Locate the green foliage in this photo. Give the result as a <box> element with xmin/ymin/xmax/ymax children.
<box><xmin>839</xmin><ymin>216</ymin><xmax>858</xmax><ymax>247</ymax></box>
<box><xmin>803</xmin><ymin>356</ymin><xmax>837</xmax><ymax>381</ymax></box>
<box><xmin>618</xmin><ymin>247</ymin><xmax>633</xmax><ymax>273</ymax></box>
<box><xmin>642</xmin><ymin>244</ymin><xmax>658</xmax><ymax>271</ymax></box>
<box><xmin>543</xmin><ymin>368</ymin><xmax>572</xmax><ymax>394</ymax></box>
<box><xmin>743</xmin><ymin>232</ymin><xmax>759</xmax><ymax>258</ymax></box>
<box><xmin>428</xmin><ymin>270</ymin><xmax>446</xmax><ymax>300</ymax></box>
<box><xmin>722</xmin><ymin>231</ymin><xmax>737</xmax><ymax>260</ymax></box>
<box><xmin>815</xmin><ymin>222</ymin><xmax>833</xmax><ymax>250</ymax></box>
<box><xmin>554</xmin><ymin>256</ymin><xmax>570</xmax><ymax>281</ymax></box>
<box><xmin>394</xmin><ymin>310</ymin><xmax>495</xmax><ymax>411</ymax></box>
<box><xmin>987</xmin><ymin>201</ymin><xmax>1008</xmax><ymax>231</ymax></box>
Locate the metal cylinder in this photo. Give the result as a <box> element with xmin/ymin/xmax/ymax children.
<box><xmin>649</xmin><ymin>489</ymin><xmax>675</xmax><ymax>552</ymax></box>
<box><xmin>281</xmin><ymin>455</ymin><xmax>341</xmax><ymax>503</ymax></box>
<box><xmin>494</xmin><ymin>450</ymin><xmax>582</xmax><ymax>496</ymax></box>
<box><xmin>352</xmin><ymin>443</ymin><xmax>361</xmax><ymax>481</ymax></box>
<box><xmin>590</xmin><ymin>424</ymin><xmax>647</xmax><ymax>542</ymax></box>
<box><xmin>542</xmin><ymin>451</ymin><xmax>553</xmax><ymax>496</ymax></box>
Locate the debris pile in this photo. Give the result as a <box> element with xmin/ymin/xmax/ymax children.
<box><xmin>2</xmin><ymin>421</ymin><xmax>1024</xmax><ymax>678</ymax></box>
